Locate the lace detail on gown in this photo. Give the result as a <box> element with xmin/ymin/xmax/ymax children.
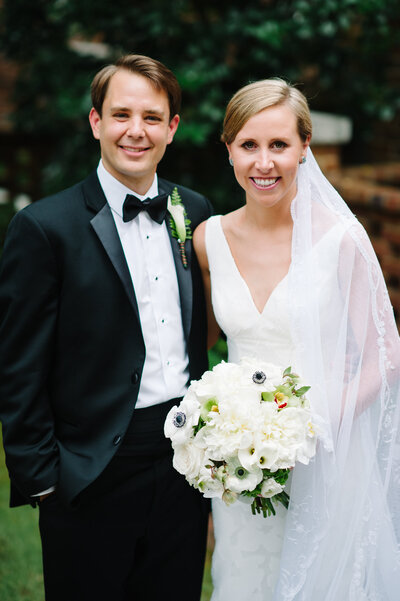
<box><xmin>205</xmin><ymin>215</ymin><xmax>345</xmax><ymax>601</ymax></box>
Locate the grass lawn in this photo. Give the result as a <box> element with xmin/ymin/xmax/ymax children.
<box><xmin>0</xmin><ymin>436</ymin><xmax>214</xmax><ymax>600</ymax></box>
<box><xmin>0</xmin><ymin>439</ymin><xmax>44</xmax><ymax>601</ymax></box>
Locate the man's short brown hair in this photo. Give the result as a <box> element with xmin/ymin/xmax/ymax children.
<box><xmin>91</xmin><ymin>54</ymin><xmax>181</xmax><ymax>120</ymax></box>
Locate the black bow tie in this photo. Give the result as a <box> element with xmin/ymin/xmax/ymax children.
<box><xmin>122</xmin><ymin>192</ymin><xmax>169</xmax><ymax>224</ymax></box>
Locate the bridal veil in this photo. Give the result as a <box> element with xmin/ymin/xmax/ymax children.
<box><xmin>275</xmin><ymin>150</ymin><xmax>400</xmax><ymax>600</ymax></box>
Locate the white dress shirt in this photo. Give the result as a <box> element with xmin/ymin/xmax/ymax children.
<box><xmin>97</xmin><ymin>160</ymin><xmax>189</xmax><ymax>409</ymax></box>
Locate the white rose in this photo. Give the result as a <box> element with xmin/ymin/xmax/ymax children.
<box><xmin>172</xmin><ymin>443</ymin><xmax>204</xmax><ymax>480</ymax></box>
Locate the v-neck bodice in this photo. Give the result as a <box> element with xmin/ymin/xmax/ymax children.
<box><xmin>205</xmin><ymin>215</ymin><xmax>295</xmax><ymax>367</ymax></box>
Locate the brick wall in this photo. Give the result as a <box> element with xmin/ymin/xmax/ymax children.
<box><xmin>0</xmin><ymin>56</ymin><xmax>18</xmax><ymax>132</ymax></box>
<box><xmin>329</xmin><ymin>163</ymin><xmax>400</xmax><ymax>326</ymax></box>
<box><xmin>369</xmin><ymin>46</ymin><xmax>400</xmax><ymax>162</ymax></box>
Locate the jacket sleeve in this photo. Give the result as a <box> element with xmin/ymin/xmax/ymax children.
<box><xmin>0</xmin><ymin>208</ymin><xmax>59</xmax><ymax>499</ymax></box>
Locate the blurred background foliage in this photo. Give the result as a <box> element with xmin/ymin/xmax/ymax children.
<box><xmin>1</xmin><ymin>0</ymin><xmax>399</xmax><ymax>216</ymax></box>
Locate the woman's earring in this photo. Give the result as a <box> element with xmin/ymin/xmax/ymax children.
<box><xmin>229</xmin><ymin>157</ymin><xmax>234</xmax><ymax>167</ymax></box>
<box><xmin>300</xmin><ymin>156</ymin><xmax>306</xmax><ymax>164</ymax></box>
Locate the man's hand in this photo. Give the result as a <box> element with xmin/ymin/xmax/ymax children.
<box><xmin>39</xmin><ymin>491</ymin><xmax>55</xmax><ymax>502</ymax></box>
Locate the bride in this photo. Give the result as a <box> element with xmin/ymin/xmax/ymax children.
<box><xmin>193</xmin><ymin>79</ymin><xmax>400</xmax><ymax>600</ymax></box>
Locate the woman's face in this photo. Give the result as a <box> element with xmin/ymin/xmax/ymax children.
<box><xmin>227</xmin><ymin>103</ymin><xmax>310</xmax><ymax>212</ymax></box>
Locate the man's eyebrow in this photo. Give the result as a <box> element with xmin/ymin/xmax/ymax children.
<box><xmin>109</xmin><ymin>106</ymin><xmax>130</xmax><ymax>112</ymax></box>
<box><xmin>144</xmin><ymin>108</ymin><xmax>165</xmax><ymax>117</ymax></box>
<box><xmin>109</xmin><ymin>106</ymin><xmax>165</xmax><ymax>117</ymax></box>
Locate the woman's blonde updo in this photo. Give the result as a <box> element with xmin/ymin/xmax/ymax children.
<box><xmin>221</xmin><ymin>78</ymin><xmax>312</xmax><ymax>144</ymax></box>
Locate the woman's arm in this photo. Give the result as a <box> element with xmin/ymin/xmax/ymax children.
<box><xmin>193</xmin><ymin>221</ymin><xmax>221</xmax><ymax>349</ymax></box>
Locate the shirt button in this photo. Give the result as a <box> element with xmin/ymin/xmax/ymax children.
<box><xmin>146</xmin><ymin>235</ymin><xmax>150</xmax><ymax>239</ymax></box>
<box><xmin>155</xmin><ymin>276</ymin><xmax>159</xmax><ymax>281</ymax></box>
<box><xmin>113</xmin><ymin>435</ymin><xmax>121</xmax><ymax>446</ymax></box>
<box><xmin>161</xmin><ymin>318</ymin><xmax>165</xmax><ymax>324</ymax></box>
<box><xmin>131</xmin><ymin>371</ymin><xmax>139</xmax><ymax>385</ymax></box>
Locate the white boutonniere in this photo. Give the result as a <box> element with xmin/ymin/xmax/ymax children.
<box><xmin>167</xmin><ymin>187</ymin><xmax>192</xmax><ymax>268</ymax></box>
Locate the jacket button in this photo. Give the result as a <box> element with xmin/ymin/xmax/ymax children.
<box><xmin>131</xmin><ymin>371</ymin><xmax>139</xmax><ymax>385</ymax></box>
<box><xmin>113</xmin><ymin>435</ymin><xmax>121</xmax><ymax>445</ymax></box>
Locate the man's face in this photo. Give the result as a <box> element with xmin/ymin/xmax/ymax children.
<box><xmin>89</xmin><ymin>69</ymin><xmax>179</xmax><ymax>195</ymax></box>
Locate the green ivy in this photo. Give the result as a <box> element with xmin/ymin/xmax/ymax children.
<box><xmin>1</xmin><ymin>0</ymin><xmax>399</xmax><ymax>212</ymax></box>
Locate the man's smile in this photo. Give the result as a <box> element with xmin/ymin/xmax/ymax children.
<box><xmin>119</xmin><ymin>144</ymin><xmax>151</xmax><ymax>154</ymax></box>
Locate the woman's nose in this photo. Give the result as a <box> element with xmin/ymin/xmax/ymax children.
<box><xmin>255</xmin><ymin>151</ymin><xmax>274</xmax><ymax>171</ymax></box>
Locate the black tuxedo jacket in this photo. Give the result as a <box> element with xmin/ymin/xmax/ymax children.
<box><xmin>0</xmin><ymin>172</ymin><xmax>213</xmax><ymax>507</ymax></box>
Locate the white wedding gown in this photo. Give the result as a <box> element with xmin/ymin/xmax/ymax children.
<box><xmin>205</xmin><ymin>214</ymin><xmax>343</xmax><ymax>601</ymax></box>
<box><xmin>206</xmin><ymin>215</ymin><xmax>295</xmax><ymax>601</ymax></box>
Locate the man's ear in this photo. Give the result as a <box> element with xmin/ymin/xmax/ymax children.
<box><xmin>167</xmin><ymin>114</ymin><xmax>180</xmax><ymax>145</ymax></box>
<box><xmin>89</xmin><ymin>108</ymin><xmax>101</xmax><ymax>140</ymax></box>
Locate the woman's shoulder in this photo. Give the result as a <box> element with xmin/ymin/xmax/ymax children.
<box><xmin>194</xmin><ymin>214</ymin><xmax>220</xmax><ymax>235</ymax></box>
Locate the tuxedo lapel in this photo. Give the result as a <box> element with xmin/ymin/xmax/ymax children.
<box><xmin>83</xmin><ymin>173</ymin><xmax>140</xmax><ymax>319</ymax></box>
<box><xmin>83</xmin><ymin>172</ymin><xmax>193</xmax><ymax>337</ymax></box>
<box><xmin>158</xmin><ymin>179</ymin><xmax>193</xmax><ymax>342</ymax></box>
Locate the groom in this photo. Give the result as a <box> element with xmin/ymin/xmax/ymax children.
<box><xmin>0</xmin><ymin>54</ymin><xmax>212</xmax><ymax>601</ymax></box>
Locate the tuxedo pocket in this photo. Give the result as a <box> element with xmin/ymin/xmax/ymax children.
<box><xmin>55</xmin><ymin>418</ymin><xmax>80</xmax><ymax>444</ymax></box>
<box><xmin>39</xmin><ymin>492</ymin><xmax>58</xmax><ymax>507</ymax></box>
<box><xmin>57</xmin><ymin>417</ymin><xmax>79</xmax><ymax>429</ymax></box>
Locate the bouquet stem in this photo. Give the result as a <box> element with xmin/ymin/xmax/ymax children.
<box><xmin>251</xmin><ymin>491</ymin><xmax>290</xmax><ymax>518</ymax></box>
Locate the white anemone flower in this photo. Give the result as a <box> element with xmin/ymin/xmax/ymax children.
<box><xmin>224</xmin><ymin>457</ymin><xmax>263</xmax><ymax>494</ymax></box>
<box><xmin>164</xmin><ymin>396</ymin><xmax>200</xmax><ymax>445</ymax></box>
<box><xmin>240</xmin><ymin>357</ymin><xmax>283</xmax><ymax>389</ymax></box>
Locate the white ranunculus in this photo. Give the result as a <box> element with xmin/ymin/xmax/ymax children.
<box><xmin>164</xmin><ymin>396</ymin><xmax>201</xmax><ymax>445</ymax></box>
<box><xmin>172</xmin><ymin>443</ymin><xmax>205</xmax><ymax>480</ymax></box>
<box><xmin>260</xmin><ymin>478</ymin><xmax>284</xmax><ymax>498</ymax></box>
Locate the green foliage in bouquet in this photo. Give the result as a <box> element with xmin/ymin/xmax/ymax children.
<box><xmin>242</xmin><ymin>469</ymin><xmax>291</xmax><ymax>518</ymax></box>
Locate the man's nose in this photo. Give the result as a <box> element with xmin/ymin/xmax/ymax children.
<box><xmin>126</xmin><ymin>118</ymin><xmax>145</xmax><ymax>138</ymax></box>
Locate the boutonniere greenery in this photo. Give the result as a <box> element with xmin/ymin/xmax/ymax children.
<box><xmin>167</xmin><ymin>187</ymin><xmax>192</xmax><ymax>269</ymax></box>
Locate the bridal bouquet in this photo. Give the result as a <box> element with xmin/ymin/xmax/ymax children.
<box><xmin>164</xmin><ymin>358</ymin><xmax>317</xmax><ymax>517</ymax></box>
